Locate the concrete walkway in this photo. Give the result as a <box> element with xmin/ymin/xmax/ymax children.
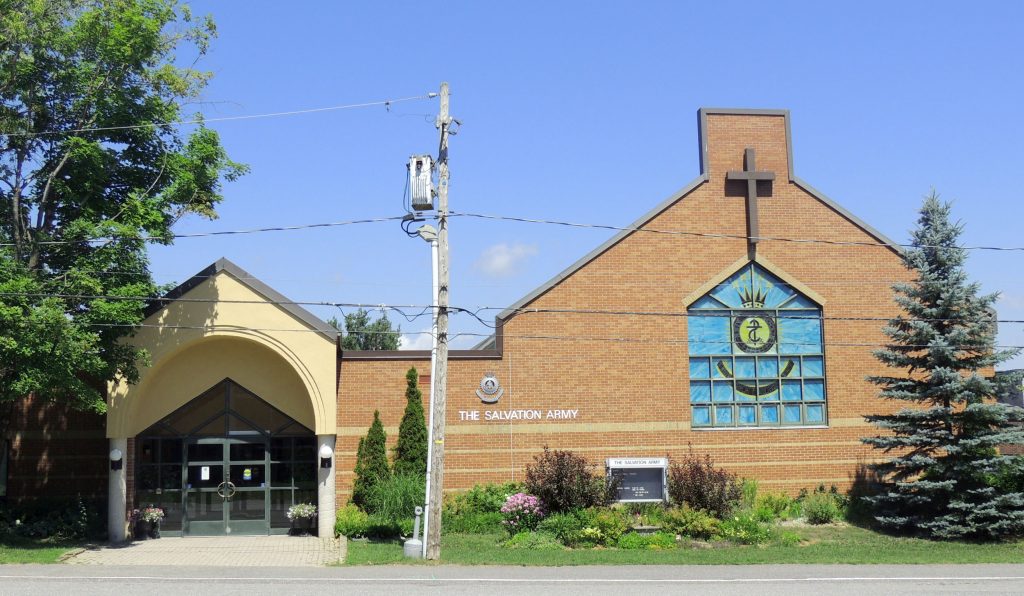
<box><xmin>64</xmin><ymin>535</ymin><xmax>346</xmax><ymax>567</ymax></box>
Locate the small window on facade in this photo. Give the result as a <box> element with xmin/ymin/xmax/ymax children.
<box><xmin>688</xmin><ymin>263</ymin><xmax>827</xmax><ymax>428</ymax></box>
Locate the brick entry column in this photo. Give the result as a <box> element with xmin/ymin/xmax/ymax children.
<box><xmin>107</xmin><ymin>437</ymin><xmax>128</xmax><ymax>542</ymax></box>
<box><xmin>316</xmin><ymin>434</ymin><xmax>336</xmax><ymax>537</ymax></box>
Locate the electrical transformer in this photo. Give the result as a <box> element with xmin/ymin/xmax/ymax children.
<box><xmin>408</xmin><ymin>155</ymin><xmax>434</xmax><ymax>211</ymax></box>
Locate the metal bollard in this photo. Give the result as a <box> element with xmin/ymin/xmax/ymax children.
<box><xmin>403</xmin><ymin>506</ymin><xmax>424</xmax><ymax>559</ymax></box>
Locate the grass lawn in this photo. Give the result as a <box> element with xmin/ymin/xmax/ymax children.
<box><xmin>345</xmin><ymin>525</ymin><xmax>1024</xmax><ymax>566</ymax></box>
<box><xmin>0</xmin><ymin>537</ymin><xmax>79</xmax><ymax>564</ymax></box>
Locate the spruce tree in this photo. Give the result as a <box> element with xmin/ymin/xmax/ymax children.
<box><xmin>351</xmin><ymin>437</ymin><xmax>367</xmax><ymax>506</ymax></box>
<box><xmin>394</xmin><ymin>367</ymin><xmax>429</xmax><ymax>477</ymax></box>
<box><xmin>351</xmin><ymin>411</ymin><xmax>390</xmax><ymax>509</ymax></box>
<box><xmin>864</xmin><ymin>193</ymin><xmax>1024</xmax><ymax>539</ymax></box>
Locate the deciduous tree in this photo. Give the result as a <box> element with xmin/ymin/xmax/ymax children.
<box><xmin>0</xmin><ymin>0</ymin><xmax>246</xmax><ymax>425</ymax></box>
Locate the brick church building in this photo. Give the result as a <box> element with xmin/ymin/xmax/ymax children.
<box><xmin>3</xmin><ymin>108</ymin><xmax>912</xmax><ymax>540</ymax></box>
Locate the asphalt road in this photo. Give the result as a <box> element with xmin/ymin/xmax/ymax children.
<box><xmin>2</xmin><ymin>564</ymin><xmax>1023</xmax><ymax>595</ymax></box>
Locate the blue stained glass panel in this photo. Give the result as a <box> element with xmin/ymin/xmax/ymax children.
<box><xmin>805</xmin><ymin>379</ymin><xmax>825</xmax><ymax>401</ymax></box>
<box><xmin>781</xmin><ymin>294</ymin><xmax>818</xmax><ymax>309</ymax></box>
<box><xmin>690</xmin><ymin>295</ymin><xmax>728</xmax><ymax>309</ymax></box>
<box><xmin>690</xmin><ymin>381</ymin><xmax>711</xmax><ymax>403</ymax></box>
<box><xmin>715</xmin><ymin>405</ymin><xmax>734</xmax><ymax>425</ymax></box>
<box><xmin>783</xmin><ymin>404</ymin><xmax>802</xmax><ymax>423</ymax></box>
<box><xmin>735</xmin><ymin>357</ymin><xmax>756</xmax><ymax>379</ymax></box>
<box><xmin>803</xmin><ymin>356</ymin><xmax>823</xmax><ymax>377</ymax></box>
<box><xmin>689</xmin><ymin>358</ymin><xmax>710</xmax><ymax>379</ymax></box>
<box><xmin>758</xmin><ymin>357</ymin><xmax>779</xmax><ymax>377</ymax></box>
<box><xmin>688</xmin><ymin>315</ymin><xmax>731</xmax><ymax>355</ymax></box>
<box><xmin>739</xmin><ymin>405</ymin><xmax>757</xmax><ymax>424</ymax></box>
<box><xmin>709</xmin><ymin>268</ymin><xmax>751</xmax><ymax>308</ymax></box>
<box><xmin>688</xmin><ymin>263</ymin><xmax>828</xmax><ymax>429</ymax></box>
<box><xmin>713</xmin><ymin>383</ymin><xmax>734</xmax><ymax>402</ymax></box>
<box><xmin>779</xmin><ymin>313</ymin><xmax>822</xmax><ymax>354</ymax></box>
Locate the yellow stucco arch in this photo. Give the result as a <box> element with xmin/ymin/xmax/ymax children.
<box><xmin>106</xmin><ymin>259</ymin><xmax>338</xmax><ymax>438</ymax></box>
<box><xmin>113</xmin><ymin>332</ymin><xmax>320</xmax><ymax>437</ymax></box>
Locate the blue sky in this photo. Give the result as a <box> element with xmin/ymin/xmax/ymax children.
<box><xmin>150</xmin><ymin>1</ymin><xmax>1024</xmax><ymax>369</ymax></box>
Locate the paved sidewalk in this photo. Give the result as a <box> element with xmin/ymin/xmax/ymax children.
<box><xmin>64</xmin><ymin>535</ymin><xmax>346</xmax><ymax>567</ymax></box>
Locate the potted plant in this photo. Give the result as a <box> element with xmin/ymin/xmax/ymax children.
<box><xmin>133</xmin><ymin>506</ymin><xmax>165</xmax><ymax>540</ymax></box>
<box><xmin>286</xmin><ymin>503</ymin><xmax>317</xmax><ymax>535</ymax></box>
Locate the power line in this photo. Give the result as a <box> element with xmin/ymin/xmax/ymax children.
<box><xmin>0</xmin><ymin>215</ymin><xmax>412</xmax><ymax>247</ymax></box>
<box><xmin>0</xmin><ymin>93</ymin><xmax>438</xmax><ymax>137</ymax></box>
<box><xmin>4</xmin><ymin>210</ymin><xmax>1020</xmax><ymax>251</ymax></box>
<box><xmin>32</xmin><ymin>266</ymin><xmax>1024</xmax><ymax>290</ymax></box>
<box><xmin>2</xmin><ymin>292</ymin><xmax>1022</xmax><ymax>326</ymax></box>
<box><xmin>66</xmin><ymin>320</ymin><xmax>1024</xmax><ymax>351</ymax></box>
<box><xmin>450</xmin><ymin>211</ymin><xmax>1024</xmax><ymax>253</ymax></box>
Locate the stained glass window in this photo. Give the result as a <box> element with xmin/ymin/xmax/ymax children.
<box><xmin>688</xmin><ymin>263</ymin><xmax>826</xmax><ymax>427</ymax></box>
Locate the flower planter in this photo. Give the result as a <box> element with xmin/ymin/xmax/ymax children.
<box><xmin>290</xmin><ymin>516</ymin><xmax>315</xmax><ymax>536</ymax></box>
<box><xmin>133</xmin><ymin>520</ymin><xmax>152</xmax><ymax>540</ymax></box>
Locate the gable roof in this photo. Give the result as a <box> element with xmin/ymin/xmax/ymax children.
<box><xmin>144</xmin><ymin>257</ymin><xmax>339</xmax><ymax>342</ymax></box>
<box><xmin>481</xmin><ymin>107</ymin><xmax>904</xmax><ymax>347</ymax></box>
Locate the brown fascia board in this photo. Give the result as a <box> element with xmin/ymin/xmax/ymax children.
<box><xmin>144</xmin><ymin>257</ymin><xmax>339</xmax><ymax>343</ymax></box>
<box><xmin>340</xmin><ymin>349</ymin><xmax>501</xmax><ymax>361</ymax></box>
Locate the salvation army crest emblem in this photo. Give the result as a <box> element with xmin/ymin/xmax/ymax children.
<box><xmin>476</xmin><ymin>373</ymin><xmax>504</xmax><ymax>403</ymax></box>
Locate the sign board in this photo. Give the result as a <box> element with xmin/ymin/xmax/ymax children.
<box><xmin>606</xmin><ymin>457</ymin><xmax>668</xmax><ymax>503</ymax></box>
<box><xmin>201</xmin><ymin>466</ymin><xmax>210</xmax><ymax>481</ymax></box>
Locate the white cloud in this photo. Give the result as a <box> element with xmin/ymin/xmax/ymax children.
<box><xmin>399</xmin><ymin>329</ymin><xmax>434</xmax><ymax>351</ymax></box>
<box><xmin>474</xmin><ymin>242</ymin><xmax>539</xmax><ymax>278</ymax></box>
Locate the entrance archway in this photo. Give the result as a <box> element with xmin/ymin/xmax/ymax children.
<box><xmin>134</xmin><ymin>379</ymin><xmax>316</xmax><ymax>536</ymax></box>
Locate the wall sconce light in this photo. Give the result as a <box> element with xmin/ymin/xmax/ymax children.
<box><xmin>319</xmin><ymin>444</ymin><xmax>333</xmax><ymax>469</ymax></box>
<box><xmin>109</xmin><ymin>448</ymin><xmax>123</xmax><ymax>471</ymax></box>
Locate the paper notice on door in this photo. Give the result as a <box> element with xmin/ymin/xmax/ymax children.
<box><xmin>243</xmin><ymin>468</ymin><xmax>252</xmax><ymax>481</ymax></box>
<box><xmin>201</xmin><ymin>466</ymin><xmax>210</xmax><ymax>481</ymax></box>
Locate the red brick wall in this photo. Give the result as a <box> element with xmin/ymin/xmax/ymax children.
<box><xmin>4</xmin><ymin>395</ymin><xmax>107</xmax><ymax>501</ymax></box>
<box><xmin>336</xmin><ymin>112</ymin><xmax>916</xmax><ymax>502</ymax></box>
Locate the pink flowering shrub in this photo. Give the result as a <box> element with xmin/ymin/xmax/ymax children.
<box><xmin>500</xmin><ymin>493</ymin><xmax>545</xmax><ymax>534</ymax></box>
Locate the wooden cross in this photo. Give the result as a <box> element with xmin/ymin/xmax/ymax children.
<box><xmin>726</xmin><ymin>148</ymin><xmax>775</xmax><ymax>245</ymax></box>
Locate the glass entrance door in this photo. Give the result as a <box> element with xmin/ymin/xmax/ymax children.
<box><xmin>184</xmin><ymin>438</ymin><xmax>269</xmax><ymax>535</ymax></box>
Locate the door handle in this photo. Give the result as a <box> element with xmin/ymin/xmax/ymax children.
<box><xmin>216</xmin><ymin>481</ymin><xmax>227</xmax><ymax>498</ymax></box>
<box><xmin>225</xmin><ymin>481</ymin><xmax>236</xmax><ymax>498</ymax></box>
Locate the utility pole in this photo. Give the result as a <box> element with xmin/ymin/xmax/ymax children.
<box><xmin>425</xmin><ymin>81</ymin><xmax>450</xmax><ymax>560</ymax></box>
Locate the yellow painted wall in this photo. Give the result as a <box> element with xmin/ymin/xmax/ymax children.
<box><xmin>107</xmin><ymin>268</ymin><xmax>336</xmax><ymax>437</ymax></box>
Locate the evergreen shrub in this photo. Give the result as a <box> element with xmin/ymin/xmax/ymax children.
<box><xmin>352</xmin><ymin>411</ymin><xmax>390</xmax><ymax>507</ymax></box>
<box><xmin>393</xmin><ymin>367</ymin><xmax>428</xmax><ymax>477</ymax></box>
